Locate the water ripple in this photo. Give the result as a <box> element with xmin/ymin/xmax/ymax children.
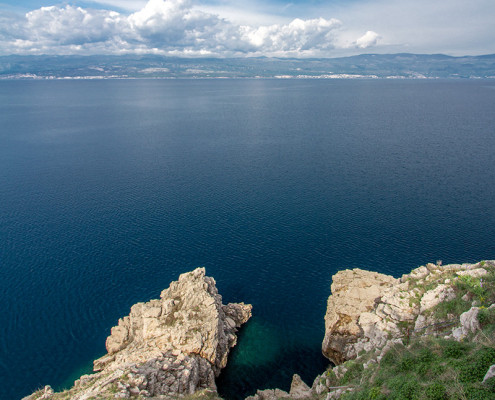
<box><xmin>1</xmin><ymin>79</ymin><xmax>495</xmax><ymax>400</ymax></box>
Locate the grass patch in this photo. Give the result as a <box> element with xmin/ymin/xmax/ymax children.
<box><xmin>341</xmin><ymin>360</ymin><xmax>365</xmax><ymax>385</ymax></box>
<box><xmin>335</xmin><ymin>335</ymin><xmax>495</xmax><ymax>400</ymax></box>
<box><xmin>478</xmin><ymin>307</ymin><xmax>495</xmax><ymax>328</ymax></box>
<box><xmin>454</xmin><ymin>268</ymin><xmax>495</xmax><ymax>307</ymax></box>
<box><xmin>329</xmin><ymin>262</ymin><xmax>495</xmax><ymax>400</ymax></box>
<box><xmin>431</xmin><ymin>297</ymin><xmax>471</xmax><ymax>320</ymax></box>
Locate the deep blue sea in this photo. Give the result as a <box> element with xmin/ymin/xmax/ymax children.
<box><xmin>1</xmin><ymin>79</ymin><xmax>495</xmax><ymax>400</ymax></box>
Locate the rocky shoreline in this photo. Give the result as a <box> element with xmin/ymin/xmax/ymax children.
<box><xmin>24</xmin><ymin>268</ymin><xmax>251</xmax><ymax>400</ymax></box>
<box><xmin>25</xmin><ymin>261</ymin><xmax>495</xmax><ymax>400</ymax></box>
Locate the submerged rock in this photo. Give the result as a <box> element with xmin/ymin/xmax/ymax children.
<box><xmin>24</xmin><ymin>268</ymin><xmax>251</xmax><ymax>399</ymax></box>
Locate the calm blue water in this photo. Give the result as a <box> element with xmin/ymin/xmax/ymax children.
<box><xmin>1</xmin><ymin>79</ymin><xmax>495</xmax><ymax>400</ymax></box>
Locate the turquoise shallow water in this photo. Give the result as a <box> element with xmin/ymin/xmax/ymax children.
<box><xmin>1</xmin><ymin>79</ymin><xmax>495</xmax><ymax>400</ymax></box>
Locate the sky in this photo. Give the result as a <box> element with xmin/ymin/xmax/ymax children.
<box><xmin>0</xmin><ymin>0</ymin><xmax>493</xmax><ymax>57</ymax></box>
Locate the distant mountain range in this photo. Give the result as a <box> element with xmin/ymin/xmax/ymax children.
<box><xmin>1</xmin><ymin>53</ymin><xmax>494</xmax><ymax>79</ymax></box>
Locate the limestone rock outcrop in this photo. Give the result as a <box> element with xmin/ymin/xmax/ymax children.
<box><xmin>321</xmin><ymin>268</ymin><xmax>399</xmax><ymax>364</ymax></box>
<box><xmin>22</xmin><ymin>386</ymin><xmax>54</xmax><ymax>400</ymax></box>
<box><xmin>289</xmin><ymin>374</ymin><xmax>312</xmax><ymax>398</ymax></box>
<box><xmin>25</xmin><ymin>268</ymin><xmax>251</xmax><ymax>399</ymax></box>
<box><xmin>483</xmin><ymin>365</ymin><xmax>495</xmax><ymax>382</ymax></box>
<box><xmin>24</xmin><ymin>260</ymin><xmax>494</xmax><ymax>400</ymax></box>
<box><xmin>322</xmin><ymin>261</ymin><xmax>495</xmax><ymax>365</ymax></box>
<box><xmin>245</xmin><ymin>374</ymin><xmax>311</xmax><ymax>400</ymax></box>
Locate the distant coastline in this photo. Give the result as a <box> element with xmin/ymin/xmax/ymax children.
<box><xmin>1</xmin><ymin>53</ymin><xmax>494</xmax><ymax>80</ymax></box>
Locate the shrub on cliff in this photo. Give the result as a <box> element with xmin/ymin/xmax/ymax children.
<box><xmin>336</xmin><ymin>336</ymin><xmax>495</xmax><ymax>400</ymax></box>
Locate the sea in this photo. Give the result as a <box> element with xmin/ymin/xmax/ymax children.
<box><xmin>1</xmin><ymin>79</ymin><xmax>494</xmax><ymax>400</ymax></box>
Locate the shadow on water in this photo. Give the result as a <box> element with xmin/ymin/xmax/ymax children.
<box><xmin>217</xmin><ymin>318</ymin><xmax>329</xmax><ymax>400</ymax></box>
<box><xmin>55</xmin><ymin>356</ymin><xmax>100</xmax><ymax>392</ymax></box>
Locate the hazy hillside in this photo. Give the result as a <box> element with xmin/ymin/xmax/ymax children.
<box><xmin>1</xmin><ymin>54</ymin><xmax>495</xmax><ymax>79</ymax></box>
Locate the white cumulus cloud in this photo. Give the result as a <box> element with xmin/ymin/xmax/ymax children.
<box><xmin>355</xmin><ymin>30</ymin><xmax>379</xmax><ymax>49</ymax></box>
<box><xmin>241</xmin><ymin>18</ymin><xmax>342</xmax><ymax>54</ymax></box>
<box><xmin>0</xmin><ymin>0</ymin><xmax>381</xmax><ymax>56</ymax></box>
<box><xmin>25</xmin><ymin>6</ymin><xmax>125</xmax><ymax>46</ymax></box>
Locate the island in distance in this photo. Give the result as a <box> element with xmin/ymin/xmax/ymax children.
<box><xmin>1</xmin><ymin>53</ymin><xmax>495</xmax><ymax>79</ymax></box>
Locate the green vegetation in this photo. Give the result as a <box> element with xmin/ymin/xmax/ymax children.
<box><xmin>426</xmin><ymin>264</ymin><xmax>495</xmax><ymax>322</ymax></box>
<box><xmin>331</xmin><ymin>336</ymin><xmax>495</xmax><ymax>400</ymax></box>
<box><xmin>26</xmin><ymin>262</ymin><xmax>495</xmax><ymax>400</ymax></box>
<box><xmin>430</xmin><ymin>296</ymin><xmax>471</xmax><ymax>321</ymax></box>
<box><xmin>321</xmin><ymin>262</ymin><xmax>495</xmax><ymax>400</ymax></box>
<box><xmin>454</xmin><ymin>272</ymin><xmax>495</xmax><ymax>307</ymax></box>
<box><xmin>478</xmin><ymin>307</ymin><xmax>495</xmax><ymax>338</ymax></box>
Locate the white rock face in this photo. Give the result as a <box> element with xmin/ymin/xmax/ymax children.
<box><xmin>245</xmin><ymin>374</ymin><xmax>311</xmax><ymax>400</ymax></box>
<box><xmin>483</xmin><ymin>365</ymin><xmax>495</xmax><ymax>382</ymax></box>
<box><xmin>401</xmin><ymin>265</ymin><xmax>429</xmax><ymax>281</ymax></box>
<box><xmin>457</xmin><ymin>268</ymin><xmax>488</xmax><ymax>278</ymax></box>
<box><xmin>22</xmin><ymin>386</ymin><xmax>54</xmax><ymax>400</ymax></box>
<box><xmin>246</xmin><ymin>388</ymin><xmax>292</xmax><ymax>400</ymax></box>
<box><xmin>322</xmin><ymin>268</ymin><xmax>399</xmax><ymax>364</ymax></box>
<box><xmin>289</xmin><ymin>374</ymin><xmax>312</xmax><ymax>398</ymax></box>
<box><xmin>459</xmin><ymin>307</ymin><xmax>481</xmax><ymax>335</ymax></box>
<box><xmin>420</xmin><ymin>284</ymin><xmax>456</xmax><ymax>313</ymax></box>
<box><xmin>25</xmin><ymin>268</ymin><xmax>251</xmax><ymax>399</ymax></box>
<box><xmin>96</xmin><ymin>267</ymin><xmax>251</xmax><ymax>376</ymax></box>
<box><xmin>321</xmin><ymin>261</ymin><xmax>495</xmax><ymax>364</ymax></box>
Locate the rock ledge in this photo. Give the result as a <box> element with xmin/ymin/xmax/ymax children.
<box><xmin>322</xmin><ymin>261</ymin><xmax>494</xmax><ymax>365</ymax></box>
<box><xmin>24</xmin><ymin>268</ymin><xmax>251</xmax><ymax>399</ymax></box>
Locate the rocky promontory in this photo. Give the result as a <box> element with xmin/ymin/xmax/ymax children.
<box><xmin>25</xmin><ymin>261</ymin><xmax>495</xmax><ymax>400</ymax></box>
<box><xmin>321</xmin><ymin>261</ymin><xmax>494</xmax><ymax>366</ymax></box>
<box><xmin>249</xmin><ymin>260</ymin><xmax>495</xmax><ymax>400</ymax></box>
<box><xmin>25</xmin><ymin>268</ymin><xmax>251</xmax><ymax>399</ymax></box>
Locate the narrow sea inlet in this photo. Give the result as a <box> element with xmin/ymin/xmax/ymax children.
<box><xmin>1</xmin><ymin>79</ymin><xmax>495</xmax><ymax>400</ymax></box>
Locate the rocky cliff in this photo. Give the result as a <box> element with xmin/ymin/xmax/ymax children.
<box><xmin>321</xmin><ymin>269</ymin><xmax>399</xmax><ymax>364</ymax></box>
<box><xmin>310</xmin><ymin>260</ymin><xmax>495</xmax><ymax>399</ymax></box>
<box><xmin>25</xmin><ymin>261</ymin><xmax>495</xmax><ymax>400</ymax></box>
<box><xmin>321</xmin><ymin>261</ymin><xmax>494</xmax><ymax>365</ymax></box>
<box><xmin>249</xmin><ymin>260</ymin><xmax>495</xmax><ymax>400</ymax></box>
<box><xmin>24</xmin><ymin>268</ymin><xmax>251</xmax><ymax>400</ymax></box>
